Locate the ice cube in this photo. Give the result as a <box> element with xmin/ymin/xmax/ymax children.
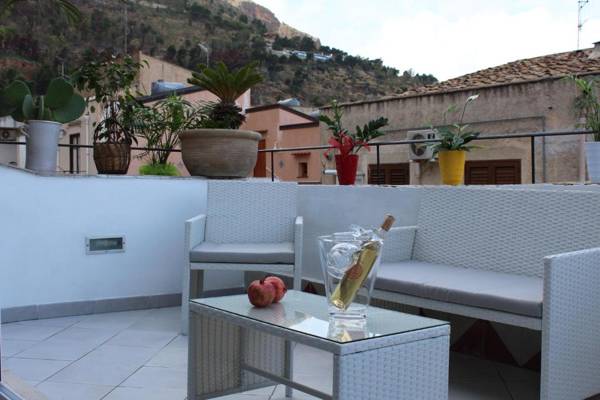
<box><xmin>327</xmin><ymin>242</ymin><xmax>360</xmax><ymax>278</ymax></box>
<box><xmin>349</xmin><ymin>224</ymin><xmax>373</xmax><ymax>241</ymax></box>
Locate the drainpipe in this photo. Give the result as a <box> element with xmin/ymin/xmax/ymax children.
<box><xmin>541</xmin><ymin>136</ymin><xmax>547</xmax><ymax>183</ymax></box>
<box><xmin>578</xmin><ymin>117</ymin><xmax>587</xmax><ymax>182</ymax></box>
<box><xmin>541</xmin><ymin>118</ymin><xmax>547</xmax><ymax>183</ymax></box>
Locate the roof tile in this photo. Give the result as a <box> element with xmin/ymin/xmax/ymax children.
<box><xmin>400</xmin><ymin>48</ymin><xmax>600</xmax><ymax>97</ymax></box>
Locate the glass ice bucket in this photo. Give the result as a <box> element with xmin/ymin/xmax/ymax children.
<box><xmin>318</xmin><ymin>232</ymin><xmax>383</xmax><ymax>319</ymax></box>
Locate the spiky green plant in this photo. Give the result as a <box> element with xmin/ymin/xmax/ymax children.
<box><xmin>430</xmin><ymin>94</ymin><xmax>480</xmax><ymax>154</ymax></box>
<box><xmin>139</xmin><ymin>163</ymin><xmax>180</xmax><ymax>176</ymax></box>
<box><xmin>0</xmin><ymin>77</ymin><xmax>86</xmax><ymax>124</ymax></box>
<box><xmin>320</xmin><ymin>100</ymin><xmax>388</xmax><ymax>156</ymax></box>
<box><xmin>1</xmin><ymin>0</ymin><xmax>81</xmax><ymax>24</ymax></box>
<box><xmin>188</xmin><ymin>62</ymin><xmax>262</xmax><ymax>129</ymax></box>
<box><xmin>135</xmin><ymin>95</ymin><xmax>208</xmax><ymax>165</ymax></box>
<box><xmin>569</xmin><ymin>76</ymin><xmax>600</xmax><ymax>141</ymax></box>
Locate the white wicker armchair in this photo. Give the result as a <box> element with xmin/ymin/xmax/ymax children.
<box><xmin>181</xmin><ymin>180</ymin><xmax>303</xmax><ymax>335</ymax></box>
<box><xmin>375</xmin><ymin>186</ymin><xmax>600</xmax><ymax>400</ymax></box>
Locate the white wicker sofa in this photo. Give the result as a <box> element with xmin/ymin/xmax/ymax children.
<box><xmin>375</xmin><ymin>186</ymin><xmax>600</xmax><ymax>400</ymax></box>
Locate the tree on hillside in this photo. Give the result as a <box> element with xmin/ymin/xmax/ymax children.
<box><xmin>299</xmin><ymin>36</ymin><xmax>316</xmax><ymax>51</ymax></box>
<box><xmin>166</xmin><ymin>45</ymin><xmax>177</xmax><ymax>61</ymax></box>
<box><xmin>1</xmin><ymin>0</ymin><xmax>81</xmax><ymax>24</ymax></box>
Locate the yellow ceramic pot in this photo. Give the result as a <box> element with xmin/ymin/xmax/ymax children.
<box><xmin>438</xmin><ymin>150</ymin><xmax>466</xmax><ymax>185</ymax></box>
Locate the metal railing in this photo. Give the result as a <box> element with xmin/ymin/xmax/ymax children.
<box><xmin>0</xmin><ymin>129</ymin><xmax>592</xmax><ymax>184</ymax></box>
<box><xmin>257</xmin><ymin>129</ymin><xmax>591</xmax><ymax>183</ymax></box>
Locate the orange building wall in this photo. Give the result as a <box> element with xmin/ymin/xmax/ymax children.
<box><xmin>242</xmin><ymin>106</ymin><xmax>321</xmax><ymax>182</ymax></box>
<box><xmin>277</xmin><ymin>124</ymin><xmax>323</xmax><ymax>183</ymax></box>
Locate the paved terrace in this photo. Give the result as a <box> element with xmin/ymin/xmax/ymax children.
<box><xmin>1</xmin><ymin>307</ymin><xmax>539</xmax><ymax>400</ymax></box>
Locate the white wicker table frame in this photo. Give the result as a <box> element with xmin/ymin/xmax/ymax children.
<box><xmin>188</xmin><ymin>295</ymin><xmax>451</xmax><ymax>400</ymax></box>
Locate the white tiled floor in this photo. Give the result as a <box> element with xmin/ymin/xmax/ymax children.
<box><xmin>1</xmin><ymin>307</ymin><xmax>540</xmax><ymax>399</ymax></box>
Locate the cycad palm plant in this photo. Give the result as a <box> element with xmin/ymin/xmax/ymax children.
<box><xmin>188</xmin><ymin>62</ymin><xmax>262</xmax><ymax>129</ymax></box>
<box><xmin>1</xmin><ymin>0</ymin><xmax>81</xmax><ymax>24</ymax></box>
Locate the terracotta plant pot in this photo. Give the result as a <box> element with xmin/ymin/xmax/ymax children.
<box><xmin>94</xmin><ymin>143</ymin><xmax>131</xmax><ymax>174</ymax></box>
<box><xmin>335</xmin><ymin>154</ymin><xmax>359</xmax><ymax>185</ymax></box>
<box><xmin>179</xmin><ymin>129</ymin><xmax>261</xmax><ymax>178</ymax></box>
<box><xmin>438</xmin><ymin>150</ymin><xmax>466</xmax><ymax>185</ymax></box>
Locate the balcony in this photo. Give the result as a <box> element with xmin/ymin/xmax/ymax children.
<box><xmin>1</xmin><ymin>163</ymin><xmax>598</xmax><ymax>400</ymax></box>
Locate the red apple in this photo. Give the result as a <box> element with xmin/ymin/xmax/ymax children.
<box><xmin>265</xmin><ymin>276</ymin><xmax>287</xmax><ymax>303</ymax></box>
<box><xmin>247</xmin><ymin>278</ymin><xmax>276</xmax><ymax>308</ymax></box>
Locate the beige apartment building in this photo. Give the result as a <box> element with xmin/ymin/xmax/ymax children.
<box><xmin>58</xmin><ymin>52</ymin><xmax>251</xmax><ymax>176</ymax></box>
<box><xmin>55</xmin><ymin>51</ymin><xmax>324</xmax><ymax>180</ymax></box>
<box><xmin>321</xmin><ymin>42</ymin><xmax>600</xmax><ymax>185</ymax></box>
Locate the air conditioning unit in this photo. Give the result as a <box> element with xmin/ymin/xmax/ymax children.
<box><xmin>407</xmin><ymin>129</ymin><xmax>436</xmax><ymax>160</ymax></box>
<box><xmin>0</xmin><ymin>128</ymin><xmax>18</xmax><ymax>142</ymax></box>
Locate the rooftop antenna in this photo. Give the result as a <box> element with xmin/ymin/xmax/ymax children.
<box><xmin>578</xmin><ymin>0</ymin><xmax>589</xmax><ymax>49</ymax></box>
<box><xmin>123</xmin><ymin>0</ymin><xmax>126</xmax><ymax>54</ymax></box>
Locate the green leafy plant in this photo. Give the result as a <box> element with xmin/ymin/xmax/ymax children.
<box><xmin>569</xmin><ymin>76</ymin><xmax>600</xmax><ymax>141</ymax></box>
<box><xmin>72</xmin><ymin>53</ymin><xmax>146</xmax><ymax>144</ymax></box>
<box><xmin>430</xmin><ymin>94</ymin><xmax>480</xmax><ymax>154</ymax></box>
<box><xmin>1</xmin><ymin>0</ymin><xmax>81</xmax><ymax>24</ymax></box>
<box><xmin>320</xmin><ymin>100</ymin><xmax>388</xmax><ymax>156</ymax></box>
<box><xmin>139</xmin><ymin>163</ymin><xmax>180</xmax><ymax>176</ymax></box>
<box><xmin>187</xmin><ymin>62</ymin><xmax>262</xmax><ymax>129</ymax></box>
<box><xmin>0</xmin><ymin>77</ymin><xmax>86</xmax><ymax>123</ymax></box>
<box><xmin>136</xmin><ymin>95</ymin><xmax>208</xmax><ymax>165</ymax></box>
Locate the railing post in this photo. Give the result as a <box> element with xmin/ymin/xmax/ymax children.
<box><xmin>376</xmin><ymin>144</ymin><xmax>381</xmax><ymax>185</ymax></box>
<box><xmin>271</xmin><ymin>151</ymin><xmax>275</xmax><ymax>182</ymax></box>
<box><xmin>530</xmin><ymin>136</ymin><xmax>536</xmax><ymax>184</ymax></box>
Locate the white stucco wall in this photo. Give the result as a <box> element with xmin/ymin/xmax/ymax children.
<box><xmin>0</xmin><ymin>167</ymin><xmax>427</xmax><ymax>309</ymax></box>
<box><xmin>0</xmin><ymin>166</ymin><xmax>214</xmax><ymax>309</ymax></box>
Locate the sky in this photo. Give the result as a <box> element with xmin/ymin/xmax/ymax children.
<box><xmin>252</xmin><ymin>0</ymin><xmax>600</xmax><ymax>81</ymax></box>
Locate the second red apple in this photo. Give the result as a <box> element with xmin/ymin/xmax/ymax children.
<box><xmin>265</xmin><ymin>276</ymin><xmax>287</xmax><ymax>303</ymax></box>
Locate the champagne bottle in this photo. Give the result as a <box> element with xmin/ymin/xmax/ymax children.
<box><xmin>330</xmin><ymin>215</ymin><xmax>395</xmax><ymax>310</ymax></box>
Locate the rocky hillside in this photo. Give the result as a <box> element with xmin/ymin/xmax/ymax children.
<box><xmin>224</xmin><ymin>0</ymin><xmax>318</xmax><ymax>42</ymax></box>
<box><xmin>0</xmin><ymin>0</ymin><xmax>437</xmax><ymax>106</ymax></box>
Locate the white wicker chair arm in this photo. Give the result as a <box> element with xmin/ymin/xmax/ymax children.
<box><xmin>541</xmin><ymin>247</ymin><xmax>600</xmax><ymax>400</ymax></box>
<box><xmin>186</xmin><ymin>214</ymin><xmax>207</xmax><ymax>251</ymax></box>
<box><xmin>381</xmin><ymin>226</ymin><xmax>418</xmax><ymax>263</ymax></box>
<box><xmin>293</xmin><ymin>216</ymin><xmax>304</xmax><ymax>290</ymax></box>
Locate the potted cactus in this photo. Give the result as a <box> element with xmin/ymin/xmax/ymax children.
<box><xmin>0</xmin><ymin>78</ymin><xmax>86</xmax><ymax>173</ymax></box>
<box><xmin>181</xmin><ymin>62</ymin><xmax>263</xmax><ymax>178</ymax></box>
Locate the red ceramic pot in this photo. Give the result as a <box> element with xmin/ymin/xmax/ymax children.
<box><xmin>335</xmin><ymin>154</ymin><xmax>359</xmax><ymax>185</ymax></box>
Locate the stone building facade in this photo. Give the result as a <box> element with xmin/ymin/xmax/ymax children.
<box><xmin>321</xmin><ymin>43</ymin><xmax>600</xmax><ymax>185</ymax></box>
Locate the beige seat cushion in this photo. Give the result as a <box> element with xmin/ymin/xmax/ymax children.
<box><xmin>376</xmin><ymin>260</ymin><xmax>543</xmax><ymax>318</ymax></box>
<box><xmin>190</xmin><ymin>242</ymin><xmax>294</xmax><ymax>264</ymax></box>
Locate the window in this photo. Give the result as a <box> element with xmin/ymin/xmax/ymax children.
<box><xmin>465</xmin><ymin>159</ymin><xmax>521</xmax><ymax>185</ymax></box>
<box><xmin>298</xmin><ymin>162</ymin><xmax>308</xmax><ymax>178</ymax></box>
<box><xmin>69</xmin><ymin>134</ymin><xmax>80</xmax><ymax>174</ymax></box>
<box><xmin>368</xmin><ymin>163</ymin><xmax>410</xmax><ymax>185</ymax></box>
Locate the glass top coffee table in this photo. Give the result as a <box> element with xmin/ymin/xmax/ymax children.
<box><xmin>188</xmin><ymin>291</ymin><xmax>450</xmax><ymax>400</ymax></box>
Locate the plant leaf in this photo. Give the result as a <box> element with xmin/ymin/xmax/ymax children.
<box><xmin>53</xmin><ymin>94</ymin><xmax>86</xmax><ymax>123</ymax></box>
<box><xmin>45</xmin><ymin>77</ymin><xmax>73</xmax><ymax>109</ymax></box>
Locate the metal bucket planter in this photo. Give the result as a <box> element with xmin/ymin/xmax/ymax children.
<box><xmin>179</xmin><ymin>129</ymin><xmax>261</xmax><ymax>178</ymax></box>
<box><xmin>585</xmin><ymin>142</ymin><xmax>600</xmax><ymax>183</ymax></box>
<box><xmin>94</xmin><ymin>143</ymin><xmax>131</xmax><ymax>174</ymax></box>
<box><xmin>24</xmin><ymin>120</ymin><xmax>62</xmax><ymax>173</ymax></box>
